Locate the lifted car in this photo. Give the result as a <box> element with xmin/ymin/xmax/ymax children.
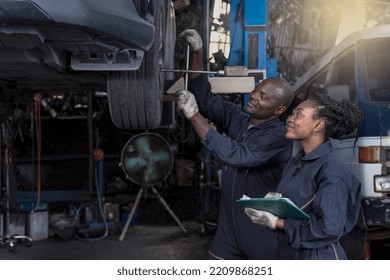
<box><xmin>0</xmin><ymin>0</ymin><xmax>176</xmax><ymax>131</ymax></box>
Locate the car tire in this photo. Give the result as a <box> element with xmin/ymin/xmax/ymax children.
<box><xmin>107</xmin><ymin>0</ymin><xmax>170</xmax><ymax>131</ymax></box>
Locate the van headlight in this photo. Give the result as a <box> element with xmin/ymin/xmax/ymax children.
<box><xmin>374</xmin><ymin>175</ymin><xmax>390</xmax><ymax>193</ymax></box>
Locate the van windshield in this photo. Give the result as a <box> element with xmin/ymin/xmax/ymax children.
<box><xmin>365</xmin><ymin>38</ymin><xmax>390</xmax><ymax>103</ymax></box>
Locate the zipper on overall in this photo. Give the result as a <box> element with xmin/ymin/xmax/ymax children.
<box><xmin>331</xmin><ymin>243</ymin><xmax>340</xmax><ymax>260</ymax></box>
<box><xmin>281</xmin><ymin>159</ymin><xmax>316</xmax><ymax>212</ymax></box>
<box><xmin>231</xmin><ymin>127</ymin><xmax>250</xmax><ymax>252</ymax></box>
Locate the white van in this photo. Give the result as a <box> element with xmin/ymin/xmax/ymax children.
<box><xmin>291</xmin><ymin>24</ymin><xmax>390</xmax><ymax>259</ymax></box>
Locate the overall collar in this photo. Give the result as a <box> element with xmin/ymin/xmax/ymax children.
<box><xmin>298</xmin><ymin>139</ymin><xmax>333</xmax><ymax>161</ymax></box>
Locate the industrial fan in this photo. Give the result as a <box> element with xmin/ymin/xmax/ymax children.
<box><xmin>120</xmin><ymin>132</ymin><xmax>173</xmax><ymax>186</ymax></box>
<box><xmin>118</xmin><ymin>132</ymin><xmax>186</xmax><ymax>241</ymax></box>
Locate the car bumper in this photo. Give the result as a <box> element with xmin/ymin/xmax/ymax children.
<box><xmin>362</xmin><ymin>197</ymin><xmax>390</xmax><ymax>227</ymax></box>
<box><xmin>0</xmin><ymin>0</ymin><xmax>155</xmax><ymax>51</ymax></box>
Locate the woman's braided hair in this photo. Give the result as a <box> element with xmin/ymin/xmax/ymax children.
<box><xmin>308</xmin><ymin>91</ymin><xmax>364</xmax><ymax>140</ymax></box>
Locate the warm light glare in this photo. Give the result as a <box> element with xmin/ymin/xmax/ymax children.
<box><xmin>209</xmin><ymin>0</ymin><xmax>231</xmax><ymax>63</ymax></box>
<box><xmin>335</xmin><ymin>0</ymin><xmax>366</xmax><ymax>45</ymax></box>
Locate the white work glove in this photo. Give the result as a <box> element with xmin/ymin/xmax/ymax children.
<box><xmin>264</xmin><ymin>192</ymin><xmax>282</xmax><ymax>199</ymax></box>
<box><xmin>245</xmin><ymin>208</ymin><xmax>278</xmax><ymax>230</ymax></box>
<box><xmin>176</xmin><ymin>89</ymin><xmax>199</xmax><ymax>119</ymax></box>
<box><xmin>177</xmin><ymin>29</ymin><xmax>203</xmax><ymax>51</ymax></box>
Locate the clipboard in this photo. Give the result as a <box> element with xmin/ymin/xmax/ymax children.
<box><xmin>236</xmin><ymin>197</ymin><xmax>310</xmax><ymax>220</ymax></box>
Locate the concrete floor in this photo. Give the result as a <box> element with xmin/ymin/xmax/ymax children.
<box><xmin>0</xmin><ymin>223</ymin><xmax>212</xmax><ymax>260</ymax></box>
<box><xmin>1</xmin><ymin>224</ymin><xmax>388</xmax><ymax>260</ymax></box>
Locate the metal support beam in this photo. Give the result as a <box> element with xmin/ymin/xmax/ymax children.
<box><xmin>88</xmin><ymin>91</ymin><xmax>94</xmax><ymax>194</ymax></box>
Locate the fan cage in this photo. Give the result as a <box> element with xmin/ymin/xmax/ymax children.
<box><xmin>120</xmin><ymin>132</ymin><xmax>174</xmax><ymax>186</ymax></box>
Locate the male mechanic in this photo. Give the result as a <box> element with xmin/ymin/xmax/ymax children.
<box><xmin>176</xmin><ymin>29</ymin><xmax>295</xmax><ymax>259</ymax></box>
